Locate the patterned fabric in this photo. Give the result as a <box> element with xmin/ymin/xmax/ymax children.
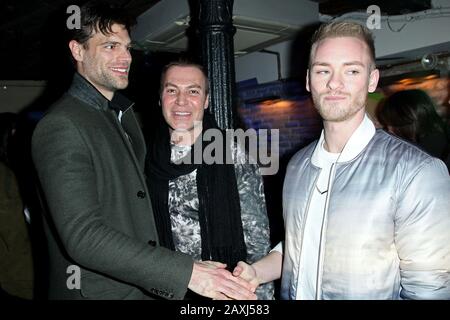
<box><xmin>168</xmin><ymin>142</ymin><xmax>274</xmax><ymax>299</ymax></box>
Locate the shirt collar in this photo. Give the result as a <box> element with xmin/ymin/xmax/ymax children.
<box><xmin>109</xmin><ymin>91</ymin><xmax>135</xmax><ymax>115</ymax></box>
<box><xmin>311</xmin><ymin>113</ymin><xmax>376</xmax><ymax>166</ymax></box>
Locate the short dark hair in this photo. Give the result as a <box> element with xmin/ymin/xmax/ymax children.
<box><xmin>68</xmin><ymin>1</ymin><xmax>135</xmax><ymax>47</ymax></box>
<box><xmin>159</xmin><ymin>59</ymin><xmax>209</xmax><ymax>95</ymax></box>
<box><xmin>309</xmin><ymin>21</ymin><xmax>376</xmax><ymax>69</ymax></box>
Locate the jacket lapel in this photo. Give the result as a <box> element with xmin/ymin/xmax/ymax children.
<box><xmin>121</xmin><ymin>111</ymin><xmax>146</xmax><ymax>168</ymax></box>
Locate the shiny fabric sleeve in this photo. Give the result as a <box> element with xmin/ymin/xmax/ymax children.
<box><xmin>233</xmin><ymin>144</ymin><xmax>275</xmax><ymax>300</ymax></box>
<box><xmin>395</xmin><ymin>158</ymin><xmax>450</xmax><ymax>299</ymax></box>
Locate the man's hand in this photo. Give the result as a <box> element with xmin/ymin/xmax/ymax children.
<box><xmin>188</xmin><ymin>261</ymin><xmax>257</xmax><ymax>300</ymax></box>
<box><xmin>232</xmin><ymin>251</ymin><xmax>283</xmax><ymax>292</ymax></box>
<box><xmin>232</xmin><ymin>261</ymin><xmax>260</xmax><ymax>288</ymax></box>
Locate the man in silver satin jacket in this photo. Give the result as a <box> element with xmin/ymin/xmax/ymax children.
<box><xmin>231</xmin><ymin>21</ymin><xmax>450</xmax><ymax>300</ymax></box>
<box><xmin>280</xmin><ymin>114</ymin><xmax>450</xmax><ymax>299</ymax></box>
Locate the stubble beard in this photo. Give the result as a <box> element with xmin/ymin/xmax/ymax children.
<box><xmin>84</xmin><ymin>56</ymin><xmax>129</xmax><ymax>93</ymax></box>
<box><xmin>99</xmin><ymin>69</ymin><xmax>129</xmax><ymax>91</ymax></box>
<box><xmin>313</xmin><ymin>93</ymin><xmax>365</xmax><ymax>122</ymax></box>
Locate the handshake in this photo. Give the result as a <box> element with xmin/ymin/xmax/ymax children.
<box><xmin>187</xmin><ymin>260</ymin><xmax>260</xmax><ymax>300</ymax></box>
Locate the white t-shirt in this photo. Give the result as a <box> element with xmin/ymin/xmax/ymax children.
<box><xmin>297</xmin><ymin>141</ymin><xmax>339</xmax><ymax>299</ymax></box>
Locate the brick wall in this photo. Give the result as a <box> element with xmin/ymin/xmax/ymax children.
<box><xmin>237</xmin><ymin>79</ymin><xmax>322</xmax><ymax>159</ymax></box>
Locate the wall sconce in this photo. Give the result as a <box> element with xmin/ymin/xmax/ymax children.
<box><xmin>244</xmin><ymin>95</ymin><xmax>281</xmax><ymax>105</ymax></box>
<box><xmin>421</xmin><ymin>53</ymin><xmax>438</xmax><ymax>70</ymax></box>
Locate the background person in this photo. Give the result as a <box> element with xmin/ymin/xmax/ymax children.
<box><xmin>377</xmin><ymin>89</ymin><xmax>450</xmax><ymax>171</ymax></box>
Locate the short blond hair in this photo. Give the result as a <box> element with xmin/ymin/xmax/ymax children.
<box><xmin>309</xmin><ymin>21</ymin><xmax>376</xmax><ymax>68</ymax></box>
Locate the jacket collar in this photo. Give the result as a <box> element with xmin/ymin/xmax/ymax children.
<box><xmin>68</xmin><ymin>72</ymin><xmax>134</xmax><ymax>114</ymax></box>
<box><xmin>311</xmin><ymin>113</ymin><xmax>376</xmax><ymax>166</ymax></box>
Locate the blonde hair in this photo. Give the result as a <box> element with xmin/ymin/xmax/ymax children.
<box><xmin>309</xmin><ymin>21</ymin><xmax>376</xmax><ymax>68</ymax></box>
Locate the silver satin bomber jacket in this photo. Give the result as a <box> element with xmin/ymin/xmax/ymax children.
<box><xmin>281</xmin><ymin>125</ymin><xmax>450</xmax><ymax>300</ymax></box>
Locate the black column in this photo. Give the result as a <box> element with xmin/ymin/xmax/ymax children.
<box><xmin>198</xmin><ymin>0</ymin><xmax>236</xmax><ymax>129</ymax></box>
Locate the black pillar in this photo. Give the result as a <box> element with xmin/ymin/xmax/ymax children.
<box><xmin>198</xmin><ymin>0</ymin><xmax>236</xmax><ymax>129</ymax></box>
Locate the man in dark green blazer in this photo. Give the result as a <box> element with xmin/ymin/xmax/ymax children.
<box><xmin>31</xmin><ymin>1</ymin><xmax>256</xmax><ymax>300</ymax></box>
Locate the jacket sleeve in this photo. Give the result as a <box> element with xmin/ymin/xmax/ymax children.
<box><xmin>234</xmin><ymin>142</ymin><xmax>274</xmax><ymax>299</ymax></box>
<box><xmin>32</xmin><ymin>114</ymin><xmax>193</xmax><ymax>299</ymax></box>
<box><xmin>395</xmin><ymin>157</ymin><xmax>450</xmax><ymax>299</ymax></box>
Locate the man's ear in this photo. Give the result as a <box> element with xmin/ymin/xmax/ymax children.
<box><xmin>306</xmin><ymin>69</ymin><xmax>311</xmax><ymax>92</ymax></box>
<box><xmin>368</xmin><ymin>68</ymin><xmax>379</xmax><ymax>93</ymax></box>
<box><xmin>204</xmin><ymin>94</ymin><xmax>209</xmax><ymax>109</ymax></box>
<box><xmin>69</xmin><ymin>40</ymin><xmax>84</xmax><ymax>62</ymax></box>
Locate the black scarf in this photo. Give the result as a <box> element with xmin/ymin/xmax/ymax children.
<box><xmin>145</xmin><ymin>112</ymin><xmax>247</xmax><ymax>271</ymax></box>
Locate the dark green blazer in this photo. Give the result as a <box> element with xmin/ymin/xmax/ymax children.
<box><xmin>32</xmin><ymin>73</ymin><xmax>193</xmax><ymax>299</ymax></box>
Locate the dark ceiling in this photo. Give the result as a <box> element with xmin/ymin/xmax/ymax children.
<box><xmin>0</xmin><ymin>0</ymin><xmax>160</xmax><ymax>80</ymax></box>
<box><xmin>0</xmin><ymin>0</ymin><xmax>433</xmax><ymax>80</ymax></box>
